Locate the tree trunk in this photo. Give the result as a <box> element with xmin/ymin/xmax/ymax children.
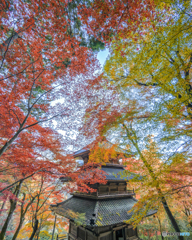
<box><xmin>12</xmin><ymin>193</ymin><xmax>36</xmax><ymax>240</ymax></box>
<box><xmin>0</xmin><ymin>101</ymin><xmax>33</xmax><ymax>158</ymax></box>
<box><xmin>11</xmin><ymin>214</ymin><xmax>25</xmax><ymax>240</ymax></box>
<box><xmin>0</xmin><ymin>200</ymin><xmax>17</xmax><ymax>240</ymax></box>
<box><xmin>161</xmin><ymin>196</ymin><xmax>183</xmax><ymax>239</ymax></box>
<box><xmin>0</xmin><ymin>182</ymin><xmax>22</xmax><ymax>240</ymax></box>
<box><xmin>51</xmin><ymin>215</ymin><xmax>57</xmax><ymax>240</ymax></box>
<box><xmin>1</xmin><ymin>200</ymin><xmax>6</xmax><ymax>210</ymax></box>
<box><xmin>0</xmin><ymin>200</ymin><xmax>6</xmax><ymax>216</ymax></box>
<box><xmin>157</xmin><ymin>215</ymin><xmax>164</xmax><ymax>240</ymax></box>
<box><xmin>29</xmin><ymin>219</ymin><xmax>39</xmax><ymax>240</ymax></box>
<box><xmin>0</xmin><ymin>129</ymin><xmax>22</xmax><ymax>157</ymax></box>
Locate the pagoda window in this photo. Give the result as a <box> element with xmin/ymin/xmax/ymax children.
<box><xmin>109</xmin><ymin>183</ymin><xmax>118</xmax><ymax>193</ymax></box>
<box><xmin>118</xmin><ymin>183</ymin><xmax>126</xmax><ymax>193</ymax></box>
<box><xmin>115</xmin><ymin>229</ymin><xmax>124</xmax><ymax>240</ymax></box>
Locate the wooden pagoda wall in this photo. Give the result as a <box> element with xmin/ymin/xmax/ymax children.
<box><xmin>68</xmin><ymin>221</ymin><xmax>138</xmax><ymax>240</ymax></box>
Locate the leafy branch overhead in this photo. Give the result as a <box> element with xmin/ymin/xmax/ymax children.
<box><xmin>0</xmin><ymin>0</ymin><xmax>192</xmax><ymax>240</ymax></box>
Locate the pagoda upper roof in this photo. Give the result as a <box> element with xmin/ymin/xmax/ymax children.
<box><xmin>60</xmin><ymin>163</ymin><xmax>136</xmax><ymax>182</ymax></box>
<box><xmin>101</xmin><ymin>164</ymin><xmax>134</xmax><ymax>181</ymax></box>
<box><xmin>50</xmin><ymin>196</ymin><xmax>157</xmax><ymax>227</ymax></box>
<box><xmin>74</xmin><ymin>148</ymin><xmax>90</xmax><ymax>158</ymax></box>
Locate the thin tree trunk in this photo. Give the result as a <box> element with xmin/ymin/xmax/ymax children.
<box><xmin>12</xmin><ymin>194</ymin><xmax>36</xmax><ymax>240</ymax></box>
<box><xmin>0</xmin><ymin>129</ymin><xmax>22</xmax><ymax>157</ymax></box>
<box><xmin>161</xmin><ymin>196</ymin><xmax>182</xmax><ymax>237</ymax></box>
<box><xmin>0</xmin><ymin>200</ymin><xmax>6</xmax><ymax>216</ymax></box>
<box><xmin>0</xmin><ymin>182</ymin><xmax>22</xmax><ymax>240</ymax></box>
<box><xmin>11</xmin><ymin>215</ymin><xmax>25</xmax><ymax>240</ymax></box>
<box><xmin>29</xmin><ymin>219</ymin><xmax>38</xmax><ymax>240</ymax></box>
<box><xmin>0</xmin><ymin>200</ymin><xmax>16</xmax><ymax>240</ymax></box>
<box><xmin>157</xmin><ymin>215</ymin><xmax>164</xmax><ymax>240</ymax></box>
<box><xmin>1</xmin><ymin>200</ymin><xmax>6</xmax><ymax>210</ymax></box>
<box><xmin>51</xmin><ymin>215</ymin><xmax>57</xmax><ymax>240</ymax></box>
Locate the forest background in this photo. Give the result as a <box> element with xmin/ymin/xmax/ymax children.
<box><xmin>0</xmin><ymin>0</ymin><xmax>192</xmax><ymax>239</ymax></box>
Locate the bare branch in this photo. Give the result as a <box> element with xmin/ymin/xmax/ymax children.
<box><xmin>22</xmin><ymin>113</ymin><xmax>63</xmax><ymax>130</ymax></box>
<box><xmin>0</xmin><ymin>169</ymin><xmax>45</xmax><ymax>193</ymax></box>
<box><xmin>0</xmin><ymin>59</ymin><xmax>40</xmax><ymax>82</ymax></box>
<box><xmin>28</xmin><ymin>69</ymin><xmax>45</xmax><ymax>110</ymax></box>
<box><xmin>10</xmin><ymin>109</ymin><xmax>22</xmax><ymax>126</ymax></box>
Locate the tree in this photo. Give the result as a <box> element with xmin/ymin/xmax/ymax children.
<box><xmin>0</xmin><ymin>0</ymin><xmax>100</xmax><ymax>157</ymax></box>
<box><xmin>1</xmin><ymin>0</ymin><xmax>191</xmax><ymax>238</ymax></box>
<box><xmin>80</xmin><ymin>3</ymin><xmax>192</xmax><ymax>239</ymax></box>
<box><xmin>84</xmin><ymin>111</ymin><xmax>191</xmax><ymax>240</ymax></box>
<box><xmin>0</xmin><ymin>0</ymin><xmax>180</xmax><ymax>193</ymax></box>
<box><xmin>0</xmin><ymin>181</ymin><xmax>22</xmax><ymax>240</ymax></box>
<box><xmin>79</xmin><ymin>0</ymin><xmax>157</xmax><ymax>43</ymax></box>
<box><xmin>1</xmin><ymin>173</ymin><xmax>69</xmax><ymax>240</ymax></box>
<box><xmin>0</xmin><ymin>1</ymin><xmax>101</xmax><ymax>228</ymax></box>
<box><xmin>103</xmin><ymin>0</ymin><xmax>192</xmax><ymax>130</ymax></box>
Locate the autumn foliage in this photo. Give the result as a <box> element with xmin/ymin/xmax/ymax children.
<box><xmin>0</xmin><ymin>0</ymin><xmax>192</xmax><ymax>239</ymax></box>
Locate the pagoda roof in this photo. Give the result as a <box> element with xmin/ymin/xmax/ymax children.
<box><xmin>101</xmin><ymin>164</ymin><xmax>134</xmax><ymax>181</ymax></box>
<box><xmin>74</xmin><ymin>148</ymin><xmax>90</xmax><ymax>158</ymax></box>
<box><xmin>50</xmin><ymin>196</ymin><xmax>157</xmax><ymax>227</ymax></box>
<box><xmin>60</xmin><ymin>163</ymin><xmax>136</xmax><ymax>182</ymax></box>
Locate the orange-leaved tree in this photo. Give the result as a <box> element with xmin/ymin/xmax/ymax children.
<box><xmin>0</xmin><ymin>0</ymin><xmax>100</xmax><ymax>158</ymax></box>
<box><xmin>0</xmin><ymin>0</ymin><xmax>100</xmax><ymax>231</ymax></box>
<box><xmin>2</xmin><ymin>175</ymin><xmax>67</xmax><ymax>240</ymax></box>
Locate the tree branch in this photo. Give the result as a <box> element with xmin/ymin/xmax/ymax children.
<box><xmin>0</xmin><ymin>169</ymin><xmax>45</xmax><ymax>193</ymax></box>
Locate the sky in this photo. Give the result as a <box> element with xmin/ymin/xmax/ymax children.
<box><xmin>97</xmin><ymin>48</ymin><xmax>110</xmax><ymax>66</ymax></box>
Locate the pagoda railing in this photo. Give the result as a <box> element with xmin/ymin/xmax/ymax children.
<box><xmin>74</xmin><ymin>189</ymin><xmax>135</xmax><ymax>197</ymax></box>
<box><xmin>98</xmin><ymin>189</ymin><xmax>134</xmax><ymax>196</ymax></box>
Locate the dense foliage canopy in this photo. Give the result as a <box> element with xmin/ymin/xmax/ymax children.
<box><xmin>0</xmin><ymin>0</ymin><xmax>192</xmax><ymax>239</ymax></box>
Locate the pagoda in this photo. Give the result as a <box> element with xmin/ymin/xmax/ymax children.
<box><xmin>51</xmin><ymin>148</ymin><xmax>156</xmax><ymax>240</ymax></box>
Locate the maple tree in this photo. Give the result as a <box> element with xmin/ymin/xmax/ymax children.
<box><xmin>1</xmin><ymin>173</ymin><xmax>74</xmax><ymax>240</ymax></box>
<box><xmin>0</xmin><ymin>1</ymin><xmax>101</xmax><ymax>232</ymax></box>
<box><xmin>0</xmin><ymin>127</ymin><xmax>77</xmax><ymax>237</ymax></box>
<box><xmin>1</xmin><ymin>0</ymin><xmax>191</xmax><ymax>239</ymax></box>
<box><xmin>0</xmin><ymin>167</ymin><xmax>68</xmax><ymax>240</ymax></box>
<box><xmin>0</xmin><ymin>0</ymin><xmax>100</xmax><ymax>158</ymax></box>
<box><xmin>0</xmin><ymin>0</ymin><xmax>176</xmax><ymax>189</ymax></box>
<box><xmin>84</xmin><ymin>0</ymin><xmax>170</xmax><ymax>45</ymax></box>
<box><xmin>18</xmin><ymin>176</ymin><xmax>66</xmax><ymax>240</ymax></box>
